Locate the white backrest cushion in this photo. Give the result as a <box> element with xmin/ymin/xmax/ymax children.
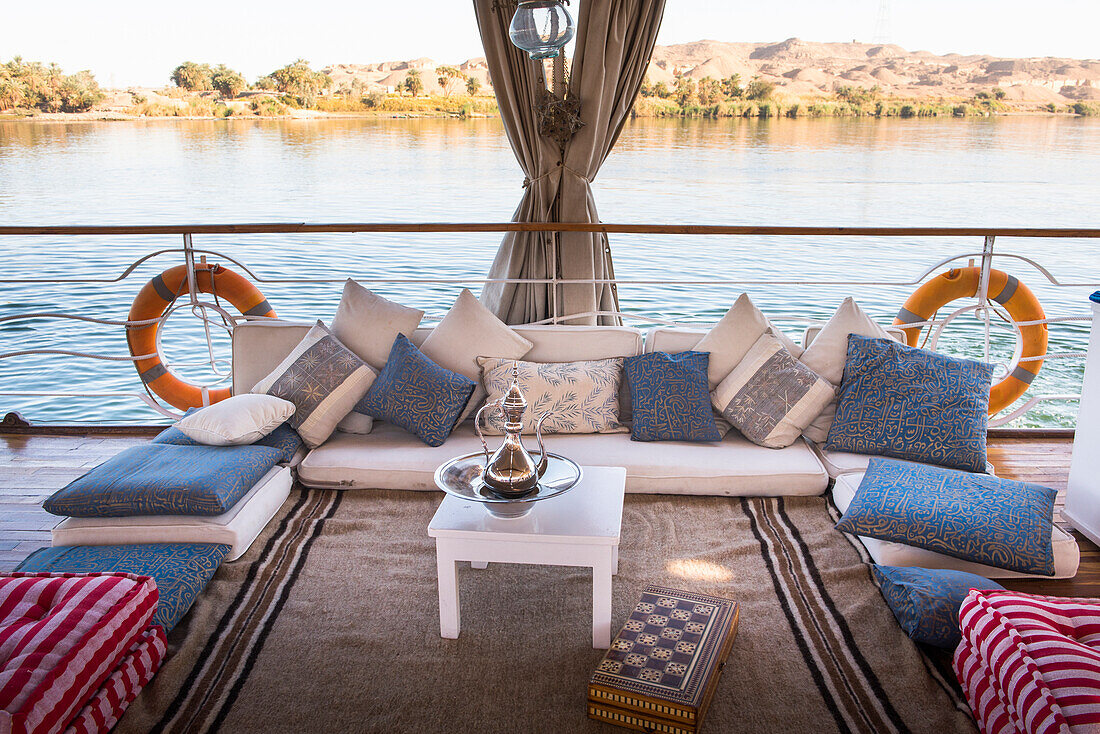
<box><xmin>644</xmin><ymin>327</ymin><xmax>707</xmax><ymax>354</ymax></box>
<box><xmin>508</xmin><ymin>325</ymin><xmax>644</xmax><ymax>361</ymax></box>
<box><xmin>232</xmin><ymin>320</ymin><xmax>314</xmax><ymax>395</ymax></box>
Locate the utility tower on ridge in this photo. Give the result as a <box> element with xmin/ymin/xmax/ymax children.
<box><xmin>873</xmin><ymin>0</ymin><xmax>893</xmax><ymax>45</ymax></box>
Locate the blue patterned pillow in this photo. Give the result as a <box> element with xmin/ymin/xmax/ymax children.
<box><xmin>153</xmin><ymin>419</ymin><xmax>303</xmax><ymax>464</ymax></box>
<box><xmin>872</xmin><ymin>565</ymin><xmax>1003</xmax><ymax>648</ymax></box>
<box><xmin>16</xmin><ymin>543</ymin><xmax>230</xmax><ymax>632</ymax></box>
<box><xmin>825</xmin><ymin>334</ymin><xmax>994</xmax><ymax>472</ymax></box>
<box><xmin>624</xmin><ymin>351</ymin><xmax>721</xmax><ymax>442</ymax></box>
<box><xmin>836</xmin><ymin>457</ymin><xmax>1057</xmax><ymax>575</ymax></box>
<box><xmin>44</xmin><ymin>443</ymin><xmax>284</xmax><ymax>518</ymax></box>
<box><xmin>356</xmin><ymin>334</ymin><xmax>475</xmax><ymax>447</ymax></box>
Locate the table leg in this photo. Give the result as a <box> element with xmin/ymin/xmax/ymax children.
<box><xmin>471</xmin><ymin>561</ymin><xmax>488</xmax><ymax>570</ymax></box>
<box><xmin>592</xmin><ymin>548</ymin><xmax>614</xmax><ymax>649</ymax></box>
<box><xmin>436</xmin><ymin>543</ymin><xmax>460</xmax><ymax>639</ymax></box>
<box><xmin>612</xmin><ymin>545</ymin><xmax>619</xmax><ymax>576</ymax></box>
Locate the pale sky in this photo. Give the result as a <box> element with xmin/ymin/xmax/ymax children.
<box><xmin>1</xmin><ymin>0</ymin><xmax>1097</xmax><ymax>88</ymax></box>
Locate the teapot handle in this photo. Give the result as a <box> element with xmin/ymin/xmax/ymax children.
<box><xmin>533</xmin><ymin>411</ymin><xmax>550</xmax><ymax>477</ymax></box>
<box><xmin>474</xmin><ymin>399</ymin><xmax>502</xmax><ymax>467</ymax></box>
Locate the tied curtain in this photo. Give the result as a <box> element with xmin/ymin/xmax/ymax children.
<box><xmin>474</xmin><ymin>0</ymin><xmax>667</xmax><ymax>325</ymax></box>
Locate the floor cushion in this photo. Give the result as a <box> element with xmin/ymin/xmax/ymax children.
<box><xmin>953</xmin><ymin>590</ymin><xmax>1100</xmax><ymax>733</ymax></box>
<box><xmin>51</xmin><ymin>465</ymin><xmax>292</xmax><ymax>562</ymax></box>
<box><xmin>835</xmin><ymin>457</ymin><xmax>1057</xmax><ymax>575</ymax></box>
<box><xmin>872</xmin><ymin>565</ymin><xmax>1002</xmax><ymax>648</ymax></box>
<box><xmin>16</xmin><ymin>544</ymin><xmax>230</xmax><ymax>633</ymax></box>
<box><xmin>811</xmin><ymin>443</ymin><xmax>995</xmax><ymax>479</ymax></box>
<box><xmin>0</xmin><ymin>573</ymin><xmax>158</xmax><ymax>734</ymax></box>
<box><xmin>832</xmin><ymin>470</ymin><xmax>1080</xmax><ymax>579</ymax></box>
<box><xmin>298</xmin><ymin>422</ymin><xmax>829</xmax><ymax>496</ymax></box>
<box><xmin>63</xmin><ymin>625</ymin><xmax>166</xmax><ymax>734</ymax></box>
<box><xmin>43</xmin><ymin>443</ymin><xmax>285</xmax><ymax>518</ymax></box>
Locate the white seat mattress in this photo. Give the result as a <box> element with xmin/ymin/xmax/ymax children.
<box><xmin>51</xmin><ymin>465</ymin><xmax>293</xmax><ymax>562</ymax></box>
<box><xmin>812</xmin><ymin>444</ymin><xmax>996</xmax><ymax>479</ymax></box>
<box><xmin>832</xmin><ymin>471</ymin><xmax>1080</xmax><ymax>580</ymax></box>
<box><xmin>298</xmin><ymin>422</ymin><xmax>829</xmax><ymax>497</ymax></box>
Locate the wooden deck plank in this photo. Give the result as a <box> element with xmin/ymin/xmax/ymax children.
<box><xmin>1</xmin><ymin>433</ymin><xmax>1097</xmax><ymax>597</ymax></box>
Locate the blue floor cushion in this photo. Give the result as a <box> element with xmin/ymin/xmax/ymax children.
<box><xmin>16</xmin><ymin>543</ymin><xmax>230</xmax><ymax>632</ymax></box>
<box><xmin>153</xmin><ymin>419</ymin><xmax>303</xmax><ymax>464</ymax></box>
<box><xmin>44</xmin><ymin>443</ymin><xmax>284</xmax><ymax>518</ymax></box>
<box><xmin>836</xmin><ymin>457</ymin><xmax>1057</xmax><ymax>575</ymax></box>
<box><xmin>873</xmin><ymin>565</ymin><xmax>1003</xmax><ymax>648</ymax></box>
<box><xmin>825</xmin><ymin>334</ymin><xmax>993</xmax><ymax>473</ymax></box>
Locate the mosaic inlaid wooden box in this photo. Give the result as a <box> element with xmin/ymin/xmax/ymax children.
<box><xmin>587</xmin><ymin>584</ymin><xmax>739</xmax><ymax>734</ymax></box>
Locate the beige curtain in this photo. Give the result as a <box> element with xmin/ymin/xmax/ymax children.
<box><xmin>475</xmin><ymin>0</ymin><xmax>667</xmax><ymax>325</ymax></box>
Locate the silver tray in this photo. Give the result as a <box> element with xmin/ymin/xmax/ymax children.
<box><xmin>434</xmin><ymin>452</ymin><xmax>583</xmax><ymax>518</ymax></box>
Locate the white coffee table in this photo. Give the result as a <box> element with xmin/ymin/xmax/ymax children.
<box><xmin>428</xmin><ymin>465</ymin><xmax>626</xmax><ymax>649</ymax></box>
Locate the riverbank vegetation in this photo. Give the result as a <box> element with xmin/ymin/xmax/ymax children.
<box><xmin>3</xmin><ymin>56</ymin><xmax>1098</xmax><ymax>121</ymax></box>
<box><xmin>0</xmin><ymin>58</ymin><xmax>104</xmax><ymax>113</ymax></box>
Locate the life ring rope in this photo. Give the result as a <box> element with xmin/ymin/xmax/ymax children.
<box><xmin>893</xmin><ymin>266</ymin><xmax>1047</xmax><ymax>415</ymax></box>
<box><xmin>127</xmin><ymin>263</ymin><xmax>275</xmax><ymax>411</ymax></box>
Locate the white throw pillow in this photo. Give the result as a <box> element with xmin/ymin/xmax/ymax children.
<box><xmin>177</xmin><ymin>394</ymin><xmax>296</xmax><ymax>446</ymax></box>
<box><xmin>420</xmin><ymin>289</ymin><xmax>533</xmax><ymax>422</ymax></box>
<box><xmin>799</xmin><ymin>297</ymin><xmax>895</xmax><ymax>443</ymax></box>
<box><xmin>329</xmin><ymin>279</ymin><xmax>424</xmax><ymax>371</ymax></box>
<box><xmin>694</xmin><ymin>293</ymin><xmax>804</xmax><ymax>390</ymax></box>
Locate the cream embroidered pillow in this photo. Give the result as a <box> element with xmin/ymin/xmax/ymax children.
<box><xmin>477</xmin><ymin>357</ymin><xmax>629</xmax><ymax>435</ymax></box>
<box><xmin>712</xmin><ymin>332</ymin><xmax>835</xmax><ymax>449</ymax></box>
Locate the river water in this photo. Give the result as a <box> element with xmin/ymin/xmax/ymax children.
<box><xmin>1</xmin><ymin>116</ymin><xmax>1098</xmax><ymax>425</ymax></box>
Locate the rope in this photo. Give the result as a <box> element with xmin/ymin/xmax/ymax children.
<box><xmin>522</xmin><ymin>164</ymin><xmax>591</xmax><ymax>189</ymax></box>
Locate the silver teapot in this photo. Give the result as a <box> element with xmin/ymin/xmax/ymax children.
<box><xmin>474</xmin><ymin>362</ymin><xmax>552</xmax><ymax>498</ymax></box>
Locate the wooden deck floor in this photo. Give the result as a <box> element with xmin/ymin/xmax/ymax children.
<box><xmin>1</xmin><ymin>432</ymin><xmax>1097</xmax><ymax>597</ymax></box>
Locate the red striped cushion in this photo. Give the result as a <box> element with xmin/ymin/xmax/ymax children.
<box><xmin>63</xmin><ymin>625</ymin><xmax>166</xmax><ymax>734</ymax></box>
<box><xmin>954</xmin><ymin>589</ymin><xmax>1100</xmax><ymax>734</ymax></box>
<box><xmin>0</xmin><ymin>573</ymin><xmax>158</xmax><ymax>734</ymax></box>
<box><xmin>954</xmin><ymin>637</ymin><xmax>1015</xmax><ymax>734</ymax></box>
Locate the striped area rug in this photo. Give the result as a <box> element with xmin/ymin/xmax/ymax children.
<box><xmin>116</xmin><ymin>490</ymin><xmax>978</xmax><ymax>734</ymax></box>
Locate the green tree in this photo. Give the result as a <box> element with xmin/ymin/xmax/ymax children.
<box><xmin>211</xmin><ymin>64</ymin><xmax>246</xmax><ymax>98</ymax></box>
<box><xmin>403</xmin><ymin>69</ymin><xmax>423</xmax><ymax>97</ymax></box>
<box><xmin>652</xmin><ymin>81</ymin><xmax>671</xmax><ymax>99</ymax></box>
<box><xmin>466</xmin><ymin>76</ymin><xmax>482</xmax><ymax>96</ymax></box>
<box><xmin>57</xmin><ymin>70</ymin><xmax>104</xmax><ymax>112</ymax></box>
<box><xmin>171</xmin><ymin>61</ymin><xmax>214</xmax><ymax>91</ymax></box>
<box><xmin>745</xmin><ymin>77</ymin><xmax>776</xmax><ymax>101</ymax></box>
<box><xmin>436</xmin><ymin>65</ymin><xmax>462</xmax><ymax>96</ymax></box>
<box><xmin>697</xmin><ymin>76</ymin><xmax>720</xmax><ymax>105</ymax></box>
<box><xmin>267</xmin><ymin>59</ymin><xmax>332</xmax><ymax>106</ymax></box>
<box><xmin>992</xmin><ymin>87</ymin><xmax>1007</xmax><ymax>100</ymax></box>
<box><xmin>674</xmin><ymin>76</ymin><xmax>697</xmax><ymax>107</ymax></box>
<box><xmin>720</xmin><ymin>74</ymin><xmax>743</xmax><ymax>98</ymax></box>
<box><xmin>0</xmin><ymin>58</ymin><xmax>103</xmax><ymax>112</ymax></box>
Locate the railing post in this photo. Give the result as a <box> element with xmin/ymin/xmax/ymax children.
<box><xmin>1065</xmin><ymin>291</ymin><xmax>1100</xmax><ymax>546</ymax></box>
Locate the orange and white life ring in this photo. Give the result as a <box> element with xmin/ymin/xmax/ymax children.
<box><xmin>893</xmin><ymin>266</ymin><xmax>1046</xmax><ymax>415</ymax></box>
<box><xmin>127</xmin><ymin>263</ymin><xmax>275</xmax><ymax>411</ymax></box>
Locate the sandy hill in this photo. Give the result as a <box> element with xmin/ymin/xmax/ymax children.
<box><xmin>315</xmin><ymin>39</ymin><xmax>1099</xmax><ymax>104</ymax></box>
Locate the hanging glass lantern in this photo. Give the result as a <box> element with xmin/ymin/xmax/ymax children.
<box><xmin>509</xmin><ymin>1</ymin><xmax>575</xmax><ymax>60</ymax></box>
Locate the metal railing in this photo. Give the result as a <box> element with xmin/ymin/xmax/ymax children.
<box><xmin>1</xmin><ymin>222</ymin><xmax>1098</xmax><ymax>427</ymax></box>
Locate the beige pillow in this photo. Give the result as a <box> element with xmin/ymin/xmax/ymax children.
<box><xmin>713</xmin><ymin>333</ymin><xmax>835</xmax><ymax>449</ymax></box>
<box><xmin>694</xmin><ymin>293</ymin><xmax>803</xmax><ymax>390</ymax></box>
<box><xmin>330</xmin><ymin>279</ymin><xmax>424</xmax><ymax>371</ymax></box>
<box><xmin>251</xmin><ymin>321</ymin><xmax>377</xmax><ymax>448</ymax></box>
<box><xmin>177</xmin><ymin>394</ymin><xmax>296</xmax><ymax>446</ymax></box>
<box><xmin>799</xmin><ymin>297</ymin><xmax>895</xmax><ymax>443</ymax></box>
<box><xmin>420</xmin><ymin>289</ymin><xmax>532</xmax><ymax>422</ymax></box>
<box><xmin>477</xmin><ymin>357</ymin><xmax>629</xmax><ymax>435</ymax></box>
